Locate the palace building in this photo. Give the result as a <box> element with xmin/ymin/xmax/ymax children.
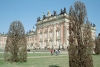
<box><xmin>34</xmin><ymin>7</ymin><xmax>96</xmax><ymax>49</ymax></box>
<box><xmin>0</xmin><ymin>33</ymin><xmax>7</xmax><ymax>50</ymax></box>
<box><xmin>0</xmin><ymin>8</ymin><xmax>96</xmax><ymax>50</ymax></box>
<box><xmin>35</xmin><ymin>8</ymin><xmax>69</xmax><ymax>49</ymax></box>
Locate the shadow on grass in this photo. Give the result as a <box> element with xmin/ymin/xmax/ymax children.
<box><xmin>49</xmin><ymin>65</ymin><xmax>60</xmax><ymax>67</ymax></box>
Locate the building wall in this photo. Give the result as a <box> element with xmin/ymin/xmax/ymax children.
<box><xmin>0</xmin><ymin>11</ymin><xmax>96</xmax><ymax>50</ymax></box>
<box><xmin>0</xmin><ymin>35</ymin><xmax>7</xmax><ymax>50</ymax></box>
<box><xmin>26</xmin><ymin>32</ymin><xmax>36</xmax><ymax>49</ymax></box>
<box><xmin>36</xmin><ymin>14</ymin><xmax>71</xmax><ymax>49</ymax></box>
<box><xmin>35</xmin><ymin>13</ymin><xmax>96</xmax><ymax>49</ymax></box>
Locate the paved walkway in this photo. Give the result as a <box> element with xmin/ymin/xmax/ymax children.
<box><xmin>28</xmin><ymin>55</ymin><xmax>68</xmax><ymax>59</ymax></box>
<box><xmin>0</xmin><ymin>52</ymin><xmax>4</xmax><ymax>53</ymax></box>
<box><xmin>0</xmin><ymin>55</ymin><xmax>68</xmax><ymax>60</ymax></box>
<box><xmin>0</xmin><ymin>51</ymin><xmax>68</xmax><ymax>54</ymax></box>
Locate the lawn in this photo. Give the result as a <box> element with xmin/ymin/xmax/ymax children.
<box><xmin>0</xmin><ymin>52</ymin><xmax>55</xmax><ymax>58</ymax></box>
<box><xmin>0</xmin><ymin>52</ymin><xmax>66</xmax><ymax>58</ymax></box>
<box><xmin>0</xmin><ymin>53</ymin><xmax>100</xmax><ymax>67</ymax></box>
<box><xmin>0</xmin><ymin>49</ymin><xmax>4</xmax><ymax>52</ymax></box>
<box><xmin>0</xmin><ymin>53</ymin><xmax>4</xmax><ymax>58</ymax></box>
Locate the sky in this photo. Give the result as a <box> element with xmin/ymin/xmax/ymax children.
<box><xmin>0</xmin><ymin>0</ymin><xmax>100</xmax><ymax>36</ymax></box>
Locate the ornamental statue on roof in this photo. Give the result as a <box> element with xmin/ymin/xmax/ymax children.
<box><xmin>37</xmin><ymin>16</ymin><xmax>40</xmax><ymax>22</ymax></box>
<box><xmin>64</xmin><ymin>7</ymin><xmax>66</xmax><ymax>13</ymax></box>
<box><xmin>47</xmin><ymin>10</ymin><xmax>51</xmax><ymax>17</ymax></box>
<box><xmin>42</xmin><ymin>12</ymin><xmax>46</xmax><ymax>20</ymax></box>
<box><xmin>53</xmin><ymin>11</ymin><xmax>57</xmax><ymax>16</ymax></box>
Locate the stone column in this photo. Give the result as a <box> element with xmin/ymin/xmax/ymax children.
<box><xmin>54</xmin><ymin>24</ymin><xmax>56</xmax><ymax>48</ymax></box>
<box><xmin>64</xmin><ymin>22</ymin><xmax>66</xmax><ymax>45</ymax></box>
<box><xmin>42</xmin><ymin>27</ymin><xmax>44</xmax><ymax>48</ymax></box>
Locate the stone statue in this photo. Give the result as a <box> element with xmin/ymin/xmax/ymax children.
<box><xmin>37</xmin><ymin>17</ymin><xmax>40</xmax><ymax>22</ymax></box>
<box><xmin>91</xmin><ymin>23</ymin><xmax>92</xmax><ymax>26</ymax></box>
<box><xmin>47</xmin><ymin>10</ymin><xmax>51</xmax><ymax>17</ymax></box>
<box><xmin>42</xmin><ymin>12</ymin><xmax>46</xmax><ymax>20</ymax></box>
<box><xmin>29</xmin><ymin>30</ymin><xmax>31</xmax><ymax>32</ymax></box>
<box><xmin>93</xmin><ymin>24</ymin><xmax>95</xmax><ymax>27</ymax></box>
<box><xmin>60</xmin><ymin>9</ymin><xmax>63</xmax><ymax>14</ymax></box>
<box><xmin>53</xmin><ymin>11</ymin><xmax>57</xmax><ymax>16</ymax></box>
<box><xmin>99</xmin><ymin>33</ymin><xmax>100</xmax><ymax>36</ymax></box>
<box><xmin>43</xmin><ymin>15</ymin><xmax>46</xmax><ymax>20</ymax></box>
<box><xmin>64</xmin><ymin>7</ymin><xmax>66</xmax><ymax>13</ymax></box>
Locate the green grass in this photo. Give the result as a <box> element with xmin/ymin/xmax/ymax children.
<box><xmin>0</xmin><ymin>53</ymin><xmax>4</xmax><ymax>58</ymax></box>
<box><xmin>0</xmin><ymin>56</ymin><xmax>68</xmax><ymax>67</ymax></box>
<box><xmin>0</xmin><ymin>53</ymin><xmax>100</xmax><ymax>67</ymax></box>
<box><xmin>0</xmin><ymin>50</ymin><xmax>3</xmax><ymax>52</ymax></box>
<box><xmin>93</xmin><ymin>55</ymin><xmax>100</xmax><ymax>67</ymax></box>
<box><xmin>0</xmin><ymin>52</ymin><xmax>66</xmax><ymax>58</ymax></box>
<box><xmin>0</xmin><ymin>52</ymin><xmax>52</xmax><ymax>58</ymax></box>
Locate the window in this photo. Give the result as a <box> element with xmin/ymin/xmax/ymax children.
<box><xmin>45</xmin><ymin>33</ymin><xmax>48</xmax><ymax>39</ymax></box>
<box><xmin>31</xmin><ymin>43</ymin><xmax>33</xmax><ymax>47</ymax></box>
<box><xmin>57</xmin><ymin>31</ymin><xmax>60</xmax><ymax>37</ymax></box>
<box><xmin>57</xmin><ymin>41</ymin><xmax>60</xmax><ymax>47</ymax></box>
<box><xmin>67</xmin><ymin>30</ymin><xmax>69</xmax><ymax>37</ymax></box>
<box><xmin>50</xmin><ymin>32</ymin><xmax>52</xmax><ymax>38</ymax></box>
<box><xmin>40</xmin><ymin>42</ymin><xmax>43</xmax><ymax>48</ymax></box>
<box><xmin>40</xmin><ymin>34</ymin><xmax>42</xmax><ymax>39</ymax></box>
<box><xmin>58</xmin><ymin>31</ymin><xmax>60</xmax><ymax>37</ymax></box>
<box><xmin>1</xmin><ymin>42</ymin><xmax>2</xmax><ymax>44</ymax></box>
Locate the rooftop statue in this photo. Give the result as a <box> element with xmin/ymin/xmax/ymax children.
<box><xmin>60</xmin><ymin>9</ymin><xmax>63</xmax><ymax>14</ymax></box>
<box><xmin>42</xmin><ymin>12</ymin><xmax>44</xmax><ymax>15</ymax></box>
<box><xmin>29</xmin><ymin>30</ymin><xmax>31</xmax><ymax>32</ymax></box>
<box><xmin>99</xmin><ymin>33</ymin><xmax>100</xmax><ymax>36</ymax></box>
<box><xmin>64</xmin><ymin>7</ymin><xmax>66</xmax><ymax>13</ymax></box>
<box><xmin>47</xmin><ymin>10</ymin><xmax>51</xmax><ymax>17</ymax></box>
<box><xmin>42</xmin><ymin>12</ymin><xmax>46</xmax><ymax>20</ymax></box>
<box><xmin>37</xmin><ymin>17</ymin><xmax>40</xmax><ymax>22</ymax></box>
<box><xmin>53</xmin><ymin>11</ymin><xmax>57</xmax><ymax>16</ymax></box>
<box><xmin>91</xmin><ymin>23</ymin><xmax>92</xmax><ymax>26</ymax></box>
<box><xmin>32</xmin><ymin>26</ymin><xmax>34</xmax><ymax>31</ymax></box>
<box><xmin>93</xmin><ymin>24</ymin><xmax>95</xmax><ymax>27</ymax></box>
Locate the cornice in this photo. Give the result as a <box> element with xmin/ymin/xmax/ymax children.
<box><xmin>36</xmin><ymin>13</ymin><xmax>69</xmax><ymax>26</ymax></box>
<box><xmin>36</xmin><ymin>18</ymin><xmax>69</xmax><ymax>29</ymax></box>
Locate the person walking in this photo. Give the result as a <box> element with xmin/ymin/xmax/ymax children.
<box><xmin>58</xmin><ymin>49</ymin><xmax>60</xmax><ymax>54</ymax></box>
<box><xmin>50</xmin><ymin>49</ymin><xmax>53</xmax><ymax>55</ymax></box>
<box><xmin>55</xmin><ymin>49</ymin><xmax>58</xmax><ymax>56</ymax></box>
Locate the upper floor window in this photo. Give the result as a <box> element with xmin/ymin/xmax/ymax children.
<box><xmin>57</xmin><ymin>30</ymin><xmax>60</xmax><ymax>37</ymax></box>
<box><xmin>40</xmin><ymin>34</ymin><xmax>42</xmax><ymax>39</ymax></box>
<box><xmin>50</xmin><ymin>32</ymin><xmax>53</xmax><ymax>38</ymax></box>
<box><xmin>45</xmin><ymin>33</ymin><xmax>48</xmax><ymax>39</ymax></box>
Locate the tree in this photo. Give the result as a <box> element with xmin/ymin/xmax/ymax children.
<box><xmin>4</xmin><ymin>21</ymin><xmax>27</xmax><ymax>62</ymax></box>
<box><xmin>69</xmin><ymin>1</ymin><xmax>94</xmax><ymax>67</ymax></box>
<box><xmin>95</xmin><ymin>33</ymin><xmax>100</xmax><ymax>54</ymax></box>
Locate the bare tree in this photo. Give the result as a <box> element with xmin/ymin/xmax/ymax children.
<box><xmin>4</xmin><ymin>21</ymin><xmax>27</xmax><ymax>62</ymax></box>
<box><xmin>69</xmin><ymin>1</ymin><xmax>94</xmax><ymax>67</ymax></box>
<box><xmin>82</xmin><ymin>20</ymin><xmax>94</xmax><ymax>67</ymax></box>
<box><xmin>95</xmin><ymin>33</ymin><xmax>100</xmax><ymax>54</ymax></box>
